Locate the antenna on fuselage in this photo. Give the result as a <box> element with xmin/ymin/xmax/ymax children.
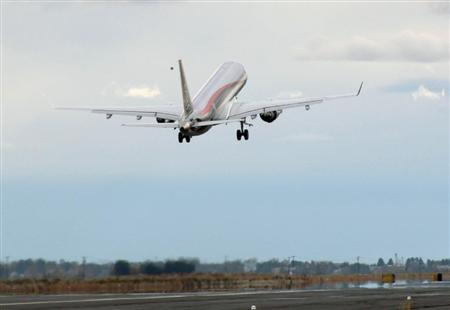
<box><xmin>178</xmin><ymin>59</ymin><xmax>193</xmax><ymax>116</ymax></box>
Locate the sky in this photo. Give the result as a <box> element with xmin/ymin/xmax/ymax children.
<box><xmin>1</xmin><ymin>1</ymin><xmax>449</xmax><ymax>264</ymax></box>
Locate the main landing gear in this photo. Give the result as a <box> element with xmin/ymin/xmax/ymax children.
<box><xmin>178</xmin><ymin>132</ymin><xmax>191</xmax><ymax>143</ymax></box>
<box><xmin>236</xmin><ymin>121</ymin><xmax>249</xmax><ymax>141</ymax></box>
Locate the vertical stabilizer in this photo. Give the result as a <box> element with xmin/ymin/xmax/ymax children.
<box><xmin>178</xmin><ymin>60</ymin><xmax>193</xmax><ymax>116</ymax></box>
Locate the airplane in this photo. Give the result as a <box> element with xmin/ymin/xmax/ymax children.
<box><xmin>58</xmin><ymin>60</ymin><xmax>363</xmax><ymax>143</ymax></box>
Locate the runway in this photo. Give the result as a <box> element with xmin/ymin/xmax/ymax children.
<box><xmin>1</xmin><ymin>284</ymin><xmax>449</xmax><ymax>309</ymax></box>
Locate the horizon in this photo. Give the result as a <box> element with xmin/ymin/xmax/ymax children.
<box><xmin>3</xmin><ymin>256</ymin><xmax>449</xmax><ymax>265</ymax></box>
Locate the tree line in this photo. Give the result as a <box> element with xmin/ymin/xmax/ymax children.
<box><xmin>1</xmin><ymin>257</ymin><xmax>449</xmax><ymax>280</ymax></box>
<box><xmin>113</xmin><ymin>259</ymin><xmax>196</xmax><ymax>276</ymax></box>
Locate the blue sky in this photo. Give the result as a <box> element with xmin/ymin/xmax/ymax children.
<box><xmin>2</xmin><ymin>2</ymin><xmax>449</xmax><ymax>263</ymax></box>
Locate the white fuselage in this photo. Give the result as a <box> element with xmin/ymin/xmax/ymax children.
<box><xmin>181</xmin><ymin>62</ymin><xmax>247</xmax><ymax>136</ymax></box>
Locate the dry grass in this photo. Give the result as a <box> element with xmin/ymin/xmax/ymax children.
<box><xmin>0</xmin><ymin>272</ymin><xmax>447</xmax><ymax>295</ymax></box>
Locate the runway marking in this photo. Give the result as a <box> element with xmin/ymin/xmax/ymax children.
<box><xmin>3</xmin><ymin>287</ymin><xmax>448</xmax><ymax>307</ymax></box>
<box><xmin>0</xmin><ymin>295</ymin><xmax>188</xmax><ymax>306</ymax></box>
<box><xmin>0</xmin><ymin>289</ymin><xmax>336</xmax><ymax>307</ymax></box>
<box><xmin>271</xmin><ymin>297</ymin><xmax>307</xmax><ymax>300</ymax></box>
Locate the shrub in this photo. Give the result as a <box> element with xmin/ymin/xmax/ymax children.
<box><xmin>112</xmin><ymin>260</ymin><xmax>130</xmax><ymax>276</ymax></box>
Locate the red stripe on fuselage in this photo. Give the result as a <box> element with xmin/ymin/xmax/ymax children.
<box><xmin>200</xmin><ymin>81</ymin><xmax>239</xmax><ymax>116</ymax></box>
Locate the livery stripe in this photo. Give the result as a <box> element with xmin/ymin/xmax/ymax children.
<box><xmin>201</xmin><ymin>80</ymin><xmax>240</xmax><ymax>116</ymax></box>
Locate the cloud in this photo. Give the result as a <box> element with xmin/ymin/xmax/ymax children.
<box><xmin>101</xmin><ymin>83</ymin><xmax>161</xmax><ymax>99</ymax></box>
<box><xmin>125</xmin><ymin>86</ymin><xmax>161</xmax><ymax>99</ymax></box>
<box><xmin>278</xmin><ymin>133</ymin><xmax>333</xmax><ymax>143</ymax></box>
<box><xmin>295</xmin><ymin>31</ymin><xmax>448</xmax><ymax>63</ymax></box>
<box><xmin>428</xmin><ymin>2</ymin><xmax>450</xmax><ymax>15</ymax></box>
<box><xmin>383</xmin><ymin>79</ymin><xmax>449</xmax><ymax>93</ymax></box>
<box><xmin>1</xmin><ymin>141</ymin><xmax>14</xmax><ymax>151</ymax></box>
<box><xmin>411</xmin><ymin>85</ymin><xmax>446</xmax><ymax>101</ymax></box>
<box><xmin>393</xmin><ymin>31</ymin><xmax>448</xmax><ymax>62</ymax></box>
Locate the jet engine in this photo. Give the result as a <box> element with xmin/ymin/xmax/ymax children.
<box><xmin>259</xmin><ymin>111</ymin><xmax>281</xmax><ymax>123</ymax></box>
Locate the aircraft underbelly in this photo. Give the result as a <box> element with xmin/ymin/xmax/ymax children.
<box><xmin>183</xmin><ymin>125</ymin><xmax>212</xmax><ymax>136</ymax></box>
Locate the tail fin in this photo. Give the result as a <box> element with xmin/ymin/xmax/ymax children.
<box><xmin>178</xmin><ymin>59</ymin><xmax>193</xmax><ymax>116</ymax></box>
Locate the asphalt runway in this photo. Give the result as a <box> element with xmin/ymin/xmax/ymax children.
<box><xmin>1</xmin><ymin>284</ymin><xmax>449</xmax><ymax>309</ymax></box>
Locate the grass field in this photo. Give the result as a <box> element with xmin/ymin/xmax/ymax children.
<box><xmin>0</xmin><ymin>272</ymin><xmax>447</xmax><ymax>295</ymax></box>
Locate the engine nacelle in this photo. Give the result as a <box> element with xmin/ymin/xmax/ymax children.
<box><xmin>259</xmin><ymin>111</ymin><xmax>281</xmax><ymax>123</ymax></box>
<box><xmin>156</xmin><ymin>117</ymin><xmax>175</xmax><ymax>123</ymax></box>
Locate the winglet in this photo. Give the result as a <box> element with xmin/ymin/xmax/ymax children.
<box><xmin>356</xmin><ymin>81</ymin><xmax>364</xmax><ymax>96</ymax></box>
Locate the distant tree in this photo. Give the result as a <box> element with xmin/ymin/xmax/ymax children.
<box><xmin>223</xmin><ymin>260</ymin><xmax>245</xmax><ymax>273</ymax></box>
<box><xmin>441</xmin><ymin>259</ymin><xmax>450</xmax><ymax>265</ymax></box>
<box><xmin>377</xmin><ymin>258</ymin><xmax>385</xmax><ymax>267</ymax></box>
<box><xmin>164</xmin><ymin>260</ymin><xmax>195</xmax><ymax>274</ymax></box>
<box><xmin>418</xmin><ymin>258</ymin><xmax>425</xmax><ymax>270</ymax></box>
<box><xmin>140</xmin><ymin>262</ymin><xmax>163</xmax><ymax>275</ymax></box>
<box><xmin>347</xmin><ymin>263</ymin><xmax>370</xmax><ymax>274</ymax></box>
<box><xmin>112</xmin><ymin>260</ymin><xmax>130</xmax><ymax>276</ymax></box>
<box><xmin>405</xmin><ymin>257</ymin><xmax>426</xmax><ymax>272</ymax></box>
<box><xmin>314</xmin><ymin>261</ymin><xmax>337</xmax><ymax>275</ymax></box>
<box><xmin>256</xmin><ymin>259</ymin><xmax>280</xmax><ymax>274</ymax></box>
<box><xmin>13</xmin><ymin>260</ymin><xmax>29</xmax><ymax>276</ymax></box>
<box><xmin>426</xmin><ymin>259</ymin><xmax>432</xmax><ymax>269</ymax></box>
<box><xmin>387</xmin><ymin>258</ymin><xmax>394</xmax><ymax>266</ymax></box>
<box><xmin>35</xmin><ymin>259</ymin><xmax>47</xmax><ymax>277</ymax></box>
<box><xmin>0</xmin><ymin>264</ymin><xmax>8</xmax><ymax>279</ymax></box>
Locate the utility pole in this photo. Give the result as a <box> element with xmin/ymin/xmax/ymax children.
<box><xmin>356</xmin><ymin>256</ymin><xmax>360</xmax><ymax>287</ymax></box>
<box><xmin>286</xmin><ymin>256</ymin><xmax>295</xmax><ymax>276</ymax></box>
<box><xmin>286</xmin><ymin>256</ymin><xmax>296</xmax><ymax>290</ymax></box>
<box><xmin>81</xmin><ymin>256</ymin><xmax>86</xmax><ymax>279</ymax></box>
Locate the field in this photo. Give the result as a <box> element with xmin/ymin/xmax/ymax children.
<box><xmin>1</xmin><ymin>272</ymin><xmax>447</xmax><ymax>295</ymax></box>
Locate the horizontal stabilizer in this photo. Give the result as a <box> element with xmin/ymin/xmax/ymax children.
<box><xmin>122</xmin><ymin>123</ymin><xmax>179</xmax><ymax>128</ymax></box>
<box><xmin>191</xmin><ymin>119</ymin><xmax>243</xmax><ymax>127</ymax></box>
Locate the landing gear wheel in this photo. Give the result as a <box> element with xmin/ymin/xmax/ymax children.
<box><xmin>243</xmin><ymin>129</ymin><xmax>249</xmax><ymax>140</ymax></box>
<box><xmin>178</xmin><ymin>132</ymin><xmax>183</xmax><ymax>143</ymax></box>
<box><xmin>236</xmin><ymin>130</ymin><xmax>242</xmax><ymax>141</ymax></box>
<box><xmin>185</xmin><ymin>136</ymin><xmax>191</xmax><ymax>143</ymax></box>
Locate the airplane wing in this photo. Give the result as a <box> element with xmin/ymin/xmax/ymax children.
<box><xmin>55</xmin><ymin>106</ymin><xmax>181</xmax><ymax>121</ymax></box>
<box><xmin>227</xmin><ymin>82</ymin><xmax>363</xmax><ymax>120</ymax></box>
